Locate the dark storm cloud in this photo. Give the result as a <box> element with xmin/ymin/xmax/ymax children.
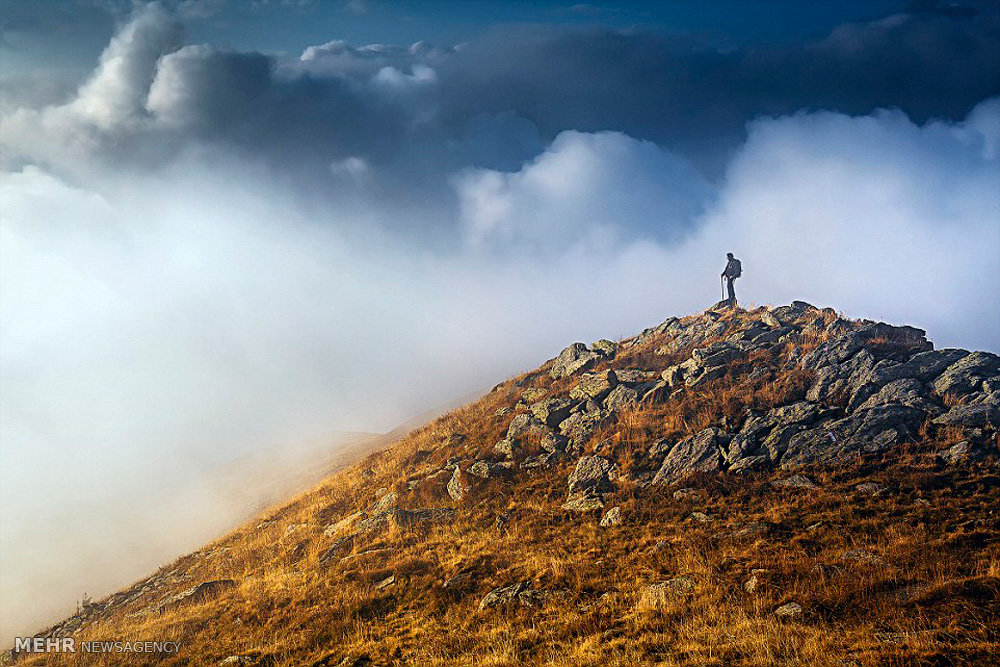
<box><xmin>7</xmin><ymin>2</ymin><xmax>998</xmax><ymax>181</ymax></box>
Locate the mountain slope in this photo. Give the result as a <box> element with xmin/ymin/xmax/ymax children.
<box><xmin>10</xmin><ymin>302</ymin><xmax>1000</xmax><ymax>666</ymax></box>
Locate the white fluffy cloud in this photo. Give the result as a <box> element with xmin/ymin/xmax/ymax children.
<box><xmin>455</xmin><ymin>130</ymin><xmax>713</xmax><ymax>250</ymax></box>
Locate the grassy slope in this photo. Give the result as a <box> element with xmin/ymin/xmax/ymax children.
<box><xmin>16</xmin><ymin>306</ymin><xmax>1000</xmax><ymax>667</ymax></box>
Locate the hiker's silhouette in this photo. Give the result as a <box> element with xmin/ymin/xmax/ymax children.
<box><xmin>721</xmin><ymin>253</ymin><xmax>741</xmax><ymax>305</ymax></box>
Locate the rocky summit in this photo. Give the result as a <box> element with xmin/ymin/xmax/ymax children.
<box><xmin>10</xmin><ymin>302</ymin><xmax>1000</xmax><ymax>666</ymax></box>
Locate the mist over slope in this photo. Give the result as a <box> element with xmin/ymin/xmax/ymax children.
<box><xmin>14</xmin><ymin>301</ymin><xmax>1000</xmax><ymax>666</ymax></box>
<box><xmin>2</xmin><ymin>1</ymin><xmax>999</xmax><ymax>647</ymax></box>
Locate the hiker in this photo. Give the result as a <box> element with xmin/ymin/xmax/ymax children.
<box><xmin>721</xmin><ymin>252</ymin><xmax>742</xmax><ymax>305</ymax></box>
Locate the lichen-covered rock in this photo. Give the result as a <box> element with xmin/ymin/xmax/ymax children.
<box><xmin>933</xmin><ymin>352</ymin><xmax>1000</xmax><ymax>397</ymax></box>
<box><xmin>569</xmin><ymin>371</ymin><xmax>618</xmax><ymax>401</ymax></box>
<box><xmin>447</xmin><ymin>467</ymin><xmax>468</xmax><ymax>501</ymax></box>
<box><xmin>529</xmin><ymin>398</ymin><xmax>575</xmax><ymax>427</ymax></box>
<box><xmin>567</xmin><ymin>455</ymin><xmax>618</xmax><ymax>495</ymax></box>
<box><xmin>604</xmin><ymin>384</ymin><xmax>639</xmax><ymax>412</ymax></box>
<box><xmin>652</xmin><ymin>428</ymin><xmax>727</xmax><ymax>484</ymax></box>
<box><xmin>550</xmin><ymin>343</ymin><xmax>602</xmax><ymax>378</ymax></box>
<box><xmin>781</xmin><ymin>404</ymin><xmax>924</xmax><ymax>467</ymax></box>
<box><xmin>600</xmin><ymin>506</ymin><xmax>623</xmax><ymax>527</ymax></box>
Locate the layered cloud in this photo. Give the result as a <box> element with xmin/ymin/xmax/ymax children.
<box><xmin>1</xmin><ymin>1</ymin><xmax>998</xmax><ymax>643</ymax></box>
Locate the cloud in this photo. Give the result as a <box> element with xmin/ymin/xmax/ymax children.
<box><xmin>454</xmin><ymin>130</ymin><xmax>712</xmax><ymax>250</ymax></box>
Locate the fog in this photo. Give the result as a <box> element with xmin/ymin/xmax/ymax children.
<box><xmin>1</xmin><ymin>2</ymin><xmax>998</xmax><ymax>643</ymax></box>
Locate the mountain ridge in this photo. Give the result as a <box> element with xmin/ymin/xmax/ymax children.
<box><xmin>9</xmin><ymin>301</ymin><xmax>1000</xmax><ymax>666</ymax></box>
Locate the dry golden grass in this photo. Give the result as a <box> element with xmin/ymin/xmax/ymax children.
<box><xmin>15</xmin><ymin>307</ymin><xmax>1000</xmax><ymax>666</ymax></box>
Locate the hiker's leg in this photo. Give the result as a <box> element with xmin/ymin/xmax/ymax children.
<box><xmin>727</xmin><ymin>278</ymin><xmax>736</xmax><ymax>303</ymax></box>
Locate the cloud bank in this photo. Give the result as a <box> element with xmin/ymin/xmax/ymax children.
<box><xmin>1</xmin><ymin>1</ymin><xmax>998</xmax><ymax>642</ymax></box>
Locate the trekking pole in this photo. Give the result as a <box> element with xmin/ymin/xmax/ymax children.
<box><xmin>721</xmin><ymin>275</ymin><xmax>725</xmax><ymax>301</ymax></box>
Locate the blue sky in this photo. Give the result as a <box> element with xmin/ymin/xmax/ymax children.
<box><xmin>3</xmin><ymin>0</ymin><xmax>908</xmax><ymax>76</ymax></box>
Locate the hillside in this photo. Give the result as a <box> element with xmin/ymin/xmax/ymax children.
<box><xmin>9</xmin><ymin>302</ymin><xmax>1000</xmax><ymax>666</ymax></box>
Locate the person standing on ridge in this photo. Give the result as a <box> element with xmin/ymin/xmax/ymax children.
<box><xmin>721</xmin><ymin>252</ymin><xmax>742</xmax><ymax>305</ymax></box>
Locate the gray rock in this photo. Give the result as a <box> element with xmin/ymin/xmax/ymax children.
<box><xmin>467</xmin><ymin>461</ymin><xmax>512</xmax><ymax>479</ymax></box>
<box><xmin>686</xmin><ymin>364</ymin><xmax>728</xmax><ymax>387</ymax></box>
<box><xmin>558</xmin><ymin>410</ymin><xmax>606</xmax><ymax>448</ymax></box>
<box><xmin>781</xmin><ymin>404</ymin><xmax>924</xmax><ymax>467</ymax></box>
<box><xmin>567</xmin><ymin>455</ymin><xmax>618</xmax><ymax>495</ymax></box>
<box><xmin>855</xmin><ymin>482</ymin><xmax>885</xmax><ymax>494</ymax></box>
<box><xmin>493</xmin><ymin>438</ymin><xmax>520</xmax><ymax>458</ymax></box>
<box><xmin>561</xmin><ymin>492</ymin><xmax>605</xmax><ymax>511</ymax></box>
<box><xmin>938</xmin><ymin>441</ymin><xmax>980</xmax><ymax>464</ymax></box>
<box><xmin>761</xmin><ymin>311</ymin><xmax>783</xmax><ymax>328</ymax></box>
<box><xmin>529</xmin><ymin>398</ymin><xmax>575</xmax><ymax>427</ymax></box>
<box><xmin>932</xmin><ymin>395</ymin><xmax>999</xmax><ymax>427</ymax></box>
<box><xmin>635</xmin><ymin>317</ymin><xmax>684</xmax><ymax>344</ymax></box>
<box><xmin>692</xmin><ymin>342</ymin><xmax>744</xmax><ymax>368</ymax></box>
<box><xmin>600</xmin><ymin>506</ymin><xmax>623</xmax><ymax>527</ymax></box>
<box><xmin>671</xmin><ymin>488</ymin><xmax>703</xmax><ymax>500</ymax></box>
<box><xmin>157</xmin><ymin>579</ymin><xmax>237</xmax><ymax>613</ymax></box>
<box><xmin>479</xmin><ymin>581</ymin><xmax>538</xmax><ymax>610</ymax></box>
<box><xmin>807</xmin><ymin>349</ymin><xmax>876</xmax><ymax>404</ymax></box>
<box><xmin>615</xmin><ymin>368</ymin><xmax>657</xmax><ymax>384</ymax></box>
<box><xmin>591</xmin><ymin>339</ymin><xmax>619</xmax><ymax>357</ymax></box>
<box><xmin>550</xmin><ymin>343</ymin><xmax>602</xmax><ymax>379</ymax></box>
<box><xmin>770</xmin><ymin>474</ymin><xmax>819</xmax><ymax>490</ymax></box>
<box><xmin>774</xmin><ymin>602</ymin><xmax>803</xmax><ymax>618</ymax></box>
<box><xmin>728</xmin><ymin>454</ymin><xmax>771</xmax><ymax>474</ymax></box>
<box><xmin>520</xmin><ymin>452</ymin><xmax>558</xmax><ymax>470</ymax></box>
<box><xmin>768</xmin><ymin>402</ymin><xmax>821</xmax><ymax>426</ymax></box>
<box><xmin>856</xmin><ymin>378</ymin><xmax>943</xmax><ymax>415</ymax></box>
<box><xmin>688</xmin><ymin>511</ymin><xmax>714</xmax><ymax>523</ymax></box>
<box><xmin>604</xmin><ymin>384</ymin><xmax>640</xmax><ymax>412</ymax></box>
<box><xmin>652</xmin><ymin>427</ymin><xmax>727</xmax><ymax>484</ymax></box>
<box><xmin>802</xmin><ymin>323</ymin><xmax>931</xmax><ymax>371</ymax></box>
<box><xmin>505</xmin><ymin>413</ymin><xmax>546</xmax><ymax>440</ymax></box>
<box><xmin>933</xmin><ymin>351</ymin><xmax>1000</xmax><ymax>396</ymax></box>
<box><xmin>569</xmin><ymin>371</ymin><xmax>618</xmax><ymax>401</ymax></box>
<box><xmin>641</xmin><ymin>380</ymin><xmax>671</xmax><ymax>404</ymax></box>
<box><xmin>661</xmin><ymin>365</ymin><xmax>685</xmax><ymax>387</ymax></box>
<box><xmin>447</xmin><ymin>467</ymin><xmax>468</xmax><ymax>501</ymax></box>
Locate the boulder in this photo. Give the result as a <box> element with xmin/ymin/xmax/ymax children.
<box><xmin>529</xmin><ymin>398</ymin><xmax>575</xmax><ymax>427</ymax></box>
<box><xmin>561</xmin><ymin>492</ymin><xmax>605</xmax><ymax>511</ymax></box>
<box><xmin>604</xmin><ymin>384</ymin><xmax>640</xmax><ymax>412</ymax></box>
<box><xmin>479</xmin><ymin>581</ymin><xmax>533</xmax><ymax>610</ymax></box>
<box><xmin>591</xmin><ymin>339</ymin><xmax>619</xmax><ymax>357</ymax></box>
<box><xmin>802</xmin><ymin>323</ymin><xmax>931</xmax><ymax>371</ymax></box>
<box><xmin>558</xmin><ymin>410</ymin><xmax>606</xmax><ymax>448</ymax></box>
<box><xmin>569</xmin><ymin>371</ymin><xmax>618</xmax><ymax>401</ymax></box>
<box><xmin>550</xmin><ymin>343</ymin><xmax>602</xmax><ymax>379</ymax></box>
<box><xmin>494</xmin><ymin>438</ymin><xmax>520</xmax><ymax>458</ymax></box>
<box><xmin>567</xmin><ymin>455</ymin><xmax>618</xmax><ymax>495</ymax></box>
<box><xmin>767</xmin><ymin>402</ymin><xmax>821</xmax><ymax>426</ymax></box>
<box><xmin>505</xmin><ymin>413</ymin><xmax>550</xmax><ymax>440</ymax></box>
<box><xmin>856</xmin><ymin>378</ymin><xmax>943</xmax><ymax>415</ymax></box>
<box><xmin>774</xmin><ymin>602</ymin><xmax>803</xmax><ymax>618</ymax></box>
<box><xmin>447</xmin><ymin>467</ymin><xmax>468</xmax><ymax>501</ymax></box>
<box><xmin>467</xmin><ymin>461</ymin><xmax>512</xmax><ymax>480</ymax></box>
<box><xmin>770</xmin><ymin>474</ymin><xmax>819</xmax><ymax>490</ymax></box>
<box><xmin>933</xmin><ymin>398</ymin><xmax>999</xmax><ymax>427</ymax></box>
<box><xmin>600</xmin><ymin>506</ymin><xmax>623</xmax><ymax>527</ymax></box>
<box><xmin>780</xmin><ymin>404</ymin><xmax>924</xmax><ymax>467</ymax></box>
<box><xmin>692</xmin><ymin>342</ymin><xmax>744</xmax><ymax>367</ymax></box>
<box><xmin>652</xmin><ymin>428</ymin><xmax>727</xmax><ymax>484</ymax></box>
<box><xmin>157</xmin><ymin>579</ymin><xmax>237</xmax><ymax>613</ymax></box>
<box><xmin>932</xmin><ymin>352</ymin><xmax>1000</xmax><ymax>396</ymax></box>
